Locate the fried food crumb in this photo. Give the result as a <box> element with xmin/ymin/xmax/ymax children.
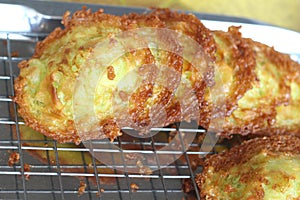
<box><xmin>130</xmin><ymin>183</ymin><xmax>139</xmax><ymax>192</ymax></box>
<box><xmin>24</xmin><ymin>163</ymin><xmax>31</xmax><ymax>180</ymax></box>
<box><xmin>182</xmin><ymin>178</ymin><xmax>194</xmax><ymax>193</ymax></box>
<box><xmin>96</xmin><ymin>188</ymin><xmax>105</xmax><ymax>196</ymax></box>
<box><xmin>8</xmin><ymin>152</ymin><xmax>20</xmax><ymax>166</ymax></box>
<box><xmin>11</xmin><ymin>51</ymin><xmax>19</xmax><ymax>57</ymax></box>
<box><xmin>78</xmin><ymin>181</ymin><xmax>87</xmax><ymax>196</ymax></box>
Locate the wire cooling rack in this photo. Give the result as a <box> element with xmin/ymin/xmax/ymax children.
<box><xmin>0</xmin><ymin>31</ymin><xmax>236</xmax><ymax>200</ymax></box>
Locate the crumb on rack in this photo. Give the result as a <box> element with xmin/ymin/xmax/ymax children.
<box><xmin>96</xmin><ymin>188</ymin><xmax>105</xmax><ymax>196</ymax></box>
<box><xmin>24</xmin><ymin>163</ymin><xmax>31</xmax><ymax>180</ymax></box>
<box><xmin>8</xmin><ymin>152</ymin><xmax>20</xmax><ymax>166</ymax></box>
<box><xmin>11</xmin><ymin>51</ymin><xmax>19</xmax><ymax>57</ymax></box>
<box><xmin>78</xmin><ymin>181</ymin><xmax>87</xmax><ymax>196</ymax></box>
<box><xmin>130</xmin><ymin>182</ymin><xmax>139</xmax><ymax>192</ymax></box>
<box><xmin>182</xmin><ymin>178</ymin><xmax>194</xmax><ymax>193</ymax></box>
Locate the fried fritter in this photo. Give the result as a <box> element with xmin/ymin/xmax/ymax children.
<box><xmin>14</xmin><ymin>8</ymin><xmax>300</xmax><ymax>144</ymax></box>
<box><xmin>196</xmin><ymin>135</ymin><xmax>300</xmax><ymax>199</ymax></box>
<box><xmin>211</xmin><ymin>27</ymin><xmax>300</xmax><ymax>137</ymax></box>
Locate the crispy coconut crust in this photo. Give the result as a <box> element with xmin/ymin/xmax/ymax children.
<box><xmin>196</xmin><ymin>135</ymin><xmax>300</xmax><ymax>199</ymax></box>
<box><xmin>14</xmin><ymin>7</ymin><xmax>300</xmax><ymax>144</ymax></box>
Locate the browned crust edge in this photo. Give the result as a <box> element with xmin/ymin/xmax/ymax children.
<box><xmin>196</xmin><ymin>135</ymin><xmax>300</xmax><ymax>199</ymax></box>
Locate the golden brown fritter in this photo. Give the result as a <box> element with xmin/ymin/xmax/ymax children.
<box><xmin>14</xmin><ymin>8</ymin><xmax>300</xmax><ymax>144</ymax></box>
<box><xmin>196</xmin><ymin>135</ymin><xmax>300</xmax><ymax>200</ymax></box>
<box><xmin>211</xmin><ymin>27</ymin><xmax>300</xmax><ymax>137</ymax></box>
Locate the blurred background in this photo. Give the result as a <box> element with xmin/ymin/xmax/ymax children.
<box><xmin>56</xmin><ymin>0</ymin><xmax>300</xmax><ymax>32</ymax></box>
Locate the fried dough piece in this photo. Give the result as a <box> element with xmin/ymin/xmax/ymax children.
<box><xmin>196</xmin><ymin>135</ymin><xmax>300</xmax><ymax>200</ymax></box>
<box><xmin>211</xmin><ymin>27</ymin><xmax>300</xmax><ymax>137</ymax></box>
<box><xmin>14</xmin><ymin>8</ymin><xmax>215</xmax><ymax>144</ymax></box>
<box><xmin>14</xmin><ymin>8</ymin><xmax>300</xmax><ymax>144</ymax></box>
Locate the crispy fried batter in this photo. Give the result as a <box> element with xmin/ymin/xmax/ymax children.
<box><xmin>14</xmin><ymin>8</ymin><xmax>300</xmax><ymax>144</ymax></box>
<box><xmin>211</xmin><ymin>27</ymin><xmax>300</xmax><ymax>137</ymax></box>
<box><xmin>196</xmin><ymin>135</ymin><xmax>300</xmax><ymax>200</ymax></box>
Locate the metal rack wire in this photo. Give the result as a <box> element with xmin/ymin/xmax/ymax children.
<box><xmin>0</xmin><ymin>31</ymin><xmax>235</xmax><ymax>200</ymax></box>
